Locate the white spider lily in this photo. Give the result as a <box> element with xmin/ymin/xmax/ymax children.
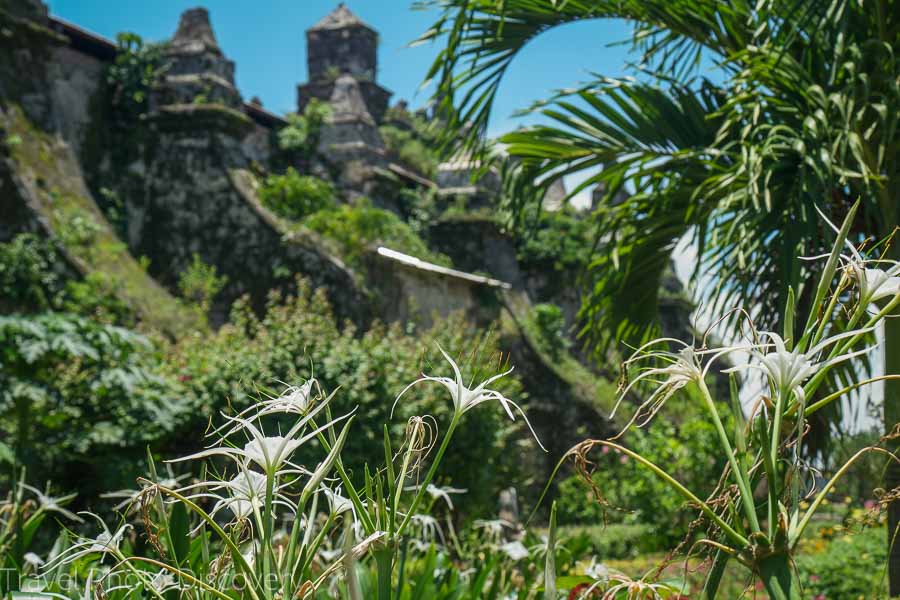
<box><xmin>102</xmin><ymin>474</ymin><xmax>188</xmax><ymax>511</ymax></box>
<box><xmin>473</xmin><ymin>518</ymin><xmax>512</xmax><ymax>543</ymax></box>
<box><xmin>408</xmin><ymin>514</ymin><xmax>444</xmax><ymax>547</ymax></box>
<box><xmin>323</xmin><ymin>487</ymin><xmax>353</xmax><ymax>516</ymax></box>
<box><xmin>219</xmin><ymin>471</ymin><xmax>268</xmax><ymax>519</ymax></box>
<box><xmin>612</xmin><ymin>342</ymin><xmax>702</xmax><ymax>421</ymax></box>
<box><xmin>23</xmin><ymin>552</ymin><xmax>44</xmax><ymax>568</ymax></box>
<box><xmin>849</xmin><ymin>261</ymin><xmax>900</xmax><ymax>306</ymax></box>
<box><xmin>19</xmin><ymin>483</ymin><xmax>83</xmax><ymax>523</ymax></box>
<box><xmin>612</xmin><ymin>339</ymin><xmax>745</xmax><ymax>432</ymax></box>
<box><xmin>393</xmin><ymin>345</ymin><xmax>546</xmax><ymax>451</ymax></box>
<box><xmin>42</xmin><ymin>513</ymin><xmax>131</xmax><ymax>569</ymax></box>
<box><xmin>500</xmin><ymin>540</ymin><xmax>529</xmax><ymax>561</ymax></box>
<box><xmin>170</xmin><ymin>402</ymin><xmax>352</xmax><ymax>475</ymax></box>
<box><xmin>725</xmin><ymin>330</ymin><xmax>874</xmax><ymax>404</ymax></box>
<box><xmin>404</xmin><ymin>483</ymin><xmax>467</xmax><ymax>510</ymax></box>
<box><xmin>815</xmin><ymin>205</ymin><xmax>900</xmax><ymax>307</ymax></box>
<box><xmin>209</xmin><ymin>379</ymin><xmax>319</xmax><ymax>439</ymax></box>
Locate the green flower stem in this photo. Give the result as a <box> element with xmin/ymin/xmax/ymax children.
<box><xmin>793</xmin><ymin>447</ymin><xmax>898</xmax><ymax>544</ymax></box>
<box><xmin>262</xmin><ymin>472</ymin><xmax>276</xmax><ymax>598</ymax></box>
<box><xmin>397</xmin><ymin>414</ymin><xmax>460</xmax><ymax>536</ymax></box>
<box><xmin>115</xmin><ymin>555</ymin><xmax>233</xmax><ymax>600</ymax></box>
<box><xmin>308</xmin><ymin>417</ymin><xmax>376</xmax><ymax>534</ymax></box>
<box><xmin>156</xmin><ymin>485</ymin><xmax>263</xmax><ymax>600</ymax></box>
<box><xmin>597</xmin><ymin>440</ymin><xmax>748</xmax><ymax>547</ymax></box>
<box><xmin>808</xmin><ymin>271</ymin><xmax>850</xmax><ymax>350</ymax></box>
<box><xmin>697</xmin><ymin>378</ymin><xmax>761</xmax><ymax>534</ymax></box>
<box><xmin>374</xmin><ymin>548</ymin><xmax>394</xmax><ymax>600</ymax></box>
<box><xmin>756</xmin><ymin>418</ymin><xmax>780</xmax><ymax>541</ymax></box>
<box><xmin>803</xmin><ymin>294</ymin><xmax>900</xmax><ymax>398</ymax></box>
<box><xmin>758</xmin><ymin>552</ymin><xmax>801</xmax><ymax>600</ymax></box>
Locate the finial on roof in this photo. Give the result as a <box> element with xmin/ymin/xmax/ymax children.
<box><xmin>310</xmin><ymin>3</ymin><xmax>371</xmax><ymax>31</ymax></box>
<box><xmin>171</xmin><ymin>7</ymin><xmax>220</xmax><ymax>52</ymax></box>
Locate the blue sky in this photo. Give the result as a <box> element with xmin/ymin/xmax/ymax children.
<box><xmin>48</xmin><ymin>0</ymin><xmax>638</xmax><ymax>136</ymax></box>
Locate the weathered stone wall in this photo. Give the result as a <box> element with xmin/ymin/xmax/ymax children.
<box><xmin>101</xmin><ymin>109</ymin><xmax>366</xmax><ymax>326</ymax></box>
<box><xmin>428</xmin><ymin>216</ymin><xmax>584</xmax><ymax>333</ymax></box>
<box><xmin>364</xmin><ymin>249</ymin><xmax>503</xmax><ymax>328</ymax></box>
<box><xmin>46</xmin><ymin>45</ymin><xmax>105</xmax><ymax>156</ymax></box>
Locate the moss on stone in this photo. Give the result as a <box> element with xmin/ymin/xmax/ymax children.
<box><xmin>3</xmin><ymin>103</ymin><xmax>202</xmax><ymax>336</ymax></box>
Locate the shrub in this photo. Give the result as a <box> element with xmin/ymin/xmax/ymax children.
<box><xmin>0</xmin><ymin>234</ymin><xmax>132</xmax><ymax>324</ymax></box>
<box><xmin>0</xmin><ymin>233</ymin><xmax>61</xmax><ymax>312</ymax></box>
<box><xmin>515</xmin><ymin>209</ymin><xmax>594</xmax><ymax>272</ymax></box>
<box><xmin>277</xmin><ymin>98</ymin><xmax>332</xmax><ymax>155</ymax></box>
<box><xmin>379</xmin><ymin>124</ymin><xmax>439</xmax><ymax>177</ymax></box>
<box><xmin>559</xmin><ymin>523</ymin><xmax>657</xmax><ymax>559</ymax></box>
<box><xmin>177</xmin><ymin>253</ymin><xmax>227</xmax><ymax>315</ymax></box>
<box><xmin>529</xmin><ymin>302</ymin><xmax>570</xmax><ymax>359</ymax></box>
<box><xmin>555</xmin><ymin>392</ymin><xmax>730</xmax><ymax>551</ymax></box>
<box><xmin>304</xmin><ymin>199</ymin><xmax>452</xmax><ymax>268</ymax></box>
<box><xmin>797</xmin><ymin>523</ymin><xmax>888</xmax><ymax>598</ymax></box>
<box><xmin>162</xmin><ymin>279</ymin><xmax>528</xmax><ymax>517</ymax></box>
<box><xmin>0</xmin><ymin>313</ymin><xmax>185</xmax><ymax>495</ymax></box>
<box><xmin>259</xmin><ymin>168</ymin><xmax>336</xmax><ymax>221</ymax></box>
<box><xmin>106</xmin><ymin>32</ymin><xmax>164</xmax><ymax>122</ymax></box>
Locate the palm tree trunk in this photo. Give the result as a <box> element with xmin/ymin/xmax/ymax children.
<box><xmin>887</xmin><ymin>241</ymin><xmax>900</xmax><ymax>596</ymax></box>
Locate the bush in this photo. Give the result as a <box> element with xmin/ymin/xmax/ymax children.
<box><xmin>0</xmin><ymin>233</ymin><xmax>61</xmax><ymax>312</ymax></box>
<box><xmin>259</xmin><ymin>168</ymin><xmax>336</xmax><ymax>221</ymax></box>
<box><xmin>515</xmin><ymin>209</ymin><xmax>594</xmax><ymax>272</ymax></box>
<box><xmin>0</xmin><ymin>313</ymin><xmax>185</xmax><ymax>496</ymax></box>
<box><xmin>0</xmin><ymin>234</ymin><xmax>132</xmax><ymax>324</ymax></box>
<box><xmin>560</xmin><ymin>523</ymin><xmax>657</xmax><ymax>559</ymax></box>
<box><xmin>304</xmin><ymin>199</ymin><xmax>452</xmax><ymax>268</ymax></box>
<box><xmin>277</xmin><ymin>98</ymin><xmax>331</xmax><ymax>156</ymax></box>
<box><xmin>107</xmin><ymin>32</ymin><xmax>164</xmax><ymax>122</ymax></box>
<box><xmin>162</xmin><ymin>279</ymin><xmax>529</xmax><ymax>517</ymax></box>
<box><xmin>379</xmin><ymin>124</ymin><xmax>439</xmax><ymax>177</ymax></box>
<box><xmin>555</xmin><ymin>392</ymin><xmax>730</xmax><ymax>551</ymax></box>
<box><xmin>177</xmin><ymin>253</ymin><xmax>228</xmax><ymax>316</ymax></box>
<box><xmin>529</xmin><ymin>302</ymin><xmax>570</xmax><ymax>359</ymax></box>
<box><xmin>797</xmin><ymin>523</ymin><xmax>888</xmax><ymax>598</ymax></box>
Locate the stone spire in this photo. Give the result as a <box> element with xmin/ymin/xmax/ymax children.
<box><xmin>150</xmin><ymin>7</ymin><xmax>241</xmax><ymax>109</ymax></box>
<box><xmin>309</xmin><ymin>3</ymin><xmax>370</xmax><ymax>31</ymax></box>
<box><xmin>298</xmin><ymin>4</ymin><xmax>391</xmax><ymax>123</ymax></box>
<box><xmin>317</xmin><ymin>74</ymin><xmax>384</xmax><ymax>155</ymax></box>
<box><xmin>170</xmin><ymin>7</ymin><xmax>220</xmax><ymax>54</ymax></box>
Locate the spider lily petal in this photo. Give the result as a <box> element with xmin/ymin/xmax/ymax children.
<box><xmin>19</xmin><ymin>483</ymin><xmax>83</xmax><ymax>523</ymax></box>
<box><xmin>725</xmin><ymin>329</ymin><xmax>876</xmax><ymax>403</ymax></box>
<box><xmin>393</xmin><ymin>345</ymin><xmax>546</xmax><ymax>450</ymax></box>
<box><xmin>209</xmin><ymin>379</ymin><xmax>319</xmax><ymax>439</ymax></box>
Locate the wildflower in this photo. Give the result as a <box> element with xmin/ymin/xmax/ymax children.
<box><xmin>500</xmin><ymin>540</ymin><xmax>529</xmax><ymax>561</ymax></box>
<box><xmin>43</xmin><ymin>513</ymin><xmax>131</xmax><ymax>569</ymax></box>
<box><xmin>408</xmin><ymin>514</ymin><xmax>445</xmax><ymax>549</ymax></box>
<box><xmin>323</xmin><ymin>487</ymin><xmax>353</xmax><ymax>516</ymax></box>
<box><xmin>210</xmin><ymin>379</ymin><xmax>319</xmax><ymax>438</ymax></box>
<box><xmin>219</xmin><ymin>471</ymin><xmax>268</xmax><ymax>519</ymax></box>
<box><xmin>23</xmin><ymin>553</ymin><xmax>44</xmax><ymax>568</ymax></box>
<box><xmin>102</xmin><ymin>473</ymin><xmax>188</xmax><ymax>511</ymax></box>
<box><xmin>816</xmin><ymin>205</ymin><xmax>900</xmax><ymax>307</ymax></box>
<box><xmin>611</xmin><ymin>340</ymin><xmax>733</xmax><ymax>432</ymax></box>
<box><xmin>19</xmin><ymin>483</ymin><xmax>83</xmax><ymax>522</ymax></box>
<box><xmin>404</xmin><ymin>483</ymin><xmax>467</xmax><ymax>510</ymax></box>
<box><xmin>725</xmin><ymin>330</ymin><xmax>874</xmax><ymax>404</ymax></box>
<box><xmin>849</xmin><ymin>261</ymin><xmax>900</xmax><ymax>306</ymax></box>
<box><xmin>170</xmin><ymin>400</ymin><xmax>352</xmax><ymax>475</ymax></box>
<box><xmin>393</xmin><ymin>345</ymin><xmax>546</xmax><ymax>450</ymax></box>
<box><xmin>583</xmin><ymin>558</ymin><xmax>609</xmax><ymax>580</ymax></box>
<box><xmin>148</xmin><ymin>571</ymin><xmax>181</xmax><ymax>594</ymax></box>
<box><xmin>473</xmin><ymin>518</ymin><xmax>512</xmax><ymax>544</ymax></box>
